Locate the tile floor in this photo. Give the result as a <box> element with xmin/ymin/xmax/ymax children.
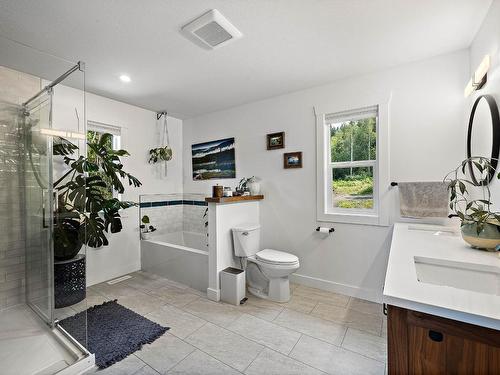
<box><xmin>80</xmin><ymin>271</ymin><xmax>387</xmax><ymax>375</ymax></box>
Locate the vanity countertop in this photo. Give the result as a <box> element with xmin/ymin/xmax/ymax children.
<box><xmin>383</xmin><ymin>222</ymin><xmax>500</xmax><ymax>330</ymax></box>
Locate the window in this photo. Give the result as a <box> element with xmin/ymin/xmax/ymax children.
<box><xmin>316</xmin><ymin>101</ymin><xmax>389</xmax><ymax>225</ymax></box>
<box><xmin>328</xmin><ymin>106</ymin><xmax>377</xmax><ymax>213</ymax></box>
<box><xmin>87</xmin><ymin>121</ymin><xmax>121</xmax><ymax>200</ymax></box>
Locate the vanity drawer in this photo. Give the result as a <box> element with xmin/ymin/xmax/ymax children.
<box><xmin>388</xmin><ymin>305</ymin><xmax>500</xmax><ymax>375</ymax></box>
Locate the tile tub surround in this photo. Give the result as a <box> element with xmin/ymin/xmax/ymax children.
<box><xmin>0</xmin><ymin>66</ymin><xmax>41</xmax><ymax>310</ymax></box>
<box><xmin>84</xmin><ymin>271</ymin><xmax>387</xmax><ymax>375</ymax></box>
<box><xmin>139</xmin><ymin>193</ymin><xmax>207</xmax><ymax>236</ymax></box>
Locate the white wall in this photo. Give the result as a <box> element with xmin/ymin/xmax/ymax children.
<box><xmin>183</xmin><ymin>50</ymin><xmax>469</xmax><ymax>302</ymax></box>
<box><xmin>51</xmin><ymin>85</ymin><xmax>183</xmax><ymax>286</ymax></box>
<box><xmin>86</xmin><ymin>94</ymin><xmax>183</xmax><ymax>285</ymax></box>
<box><xmin>469</xmin><ymin>0</ymin><xmax>500</xmax><ymax>210</ymax></box>
<box><xmin>207</xmin><ymin>201</ymin><xmax>260</xmax><ymax>301</ymax></box>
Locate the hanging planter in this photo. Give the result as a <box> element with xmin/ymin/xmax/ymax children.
<box><xmin>149</xmin><ymin>112</ymin><xmax>173</xmax><ymax>176</ymax></box>
<box><xmin>148</xmin><ymin>145</ymin><xmax>172</xmax><ymax>163</ymax></box>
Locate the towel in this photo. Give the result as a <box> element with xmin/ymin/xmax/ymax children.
<box><xmin>398</xmin><ymin>182</ymin><xmax>449</xmax><ymax>218</ymax></box>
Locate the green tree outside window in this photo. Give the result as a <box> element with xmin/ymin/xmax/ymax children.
<box><xmin>330</xmin><ymin>117</ymin><xmax>376</xmax><ymax>209</ymax></box>
<box><xmin>87</xmin><ymin>130</ymin><xmax>115</xmax><ymax>200</ymax></box>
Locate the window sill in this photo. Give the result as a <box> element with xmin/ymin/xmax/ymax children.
<box><xmin>317</xmin><ymin>211</ymin><xmax>389</xmax><ymax>227</ymax></box>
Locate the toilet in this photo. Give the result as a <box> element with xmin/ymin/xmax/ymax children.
<box><xmin>232</xmin><ymin>224</ymin><xmax>299</xmax><ymax>302</ymax></box>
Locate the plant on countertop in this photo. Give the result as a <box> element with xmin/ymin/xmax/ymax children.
<box><xmin>247</xmin><ymin>176</ymin><xmax>258</xmax><ymax>184</ymax></box>
<box><xmin>140</xmin><ymin>215</ymin><xmax>157</xmax><ymax>233</ymax></box>
<box><xmin>53</xmin><ymin>133</ymin><xmax>142</xmax><ymax>260</ymax></box>
<box><xmin>444</xmin><ymin>157</ymin><xmax>500</xmax><ymax>250</ymax></box>
<box><xmin>237</xmin><ymin>176</ymin><xmax>261</xmax><ymax>196</ymax></box>
<box><xmin>237</xmin><ymin>176</ymin><xmax>251</xmax><ymax>192</ymax></box>
<box><xmin>237</xmin><ymin>176</ymin><xmax>257</xmax><ymax>192</ymax></box>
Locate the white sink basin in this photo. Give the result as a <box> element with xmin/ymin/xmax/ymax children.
<box><xmin>414</xmin><ymin>256</ymin><xmax>500</xmax><ymax>296</ymax></box>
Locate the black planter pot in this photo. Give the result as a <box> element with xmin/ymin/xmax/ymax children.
<box><xmin>54</xmin><ymin>220</ymin><xmax>84</xmax><ymax>261</ymax></box>
<box><xmin>54</xmin><ymin>254</ymin><xmax>86</xmax><ymax>309</ymax></box>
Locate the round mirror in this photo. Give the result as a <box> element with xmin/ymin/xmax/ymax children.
<box><xmin>467</xmin><ymin>95</ymin><xmax>500</xmax><ymax>185</ymax></box>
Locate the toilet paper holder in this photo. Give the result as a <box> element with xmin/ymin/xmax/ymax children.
<box><xmin>316</xmin><ymin>227</ymin><xmax>334</xmax><ymax>233</ymax></box>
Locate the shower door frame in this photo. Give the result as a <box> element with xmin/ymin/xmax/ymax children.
<box><xmin>23</xmin><ymin>87</ymin><xmax>56</xmax><ymax>326</ymax></box>
<box><xmin>22</xmin><ymin>61</ymin><xmax>86</xmax><ymax>329</ymax></box>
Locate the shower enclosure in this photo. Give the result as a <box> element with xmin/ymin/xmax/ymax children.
<box><xmin>22</xmin><ymin>63</ymin><xmax>88</xmax><ymax>329</ymax></box>
<box><xmin>0</xmin><ymin>38</ymin><xmax>94</xmax><ymax>374</ymax></box>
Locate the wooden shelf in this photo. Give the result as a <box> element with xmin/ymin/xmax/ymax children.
<box><xmin>205</xmin><ymin>195</ymin><xmax>264</xmax><ymax>203</ymax></box>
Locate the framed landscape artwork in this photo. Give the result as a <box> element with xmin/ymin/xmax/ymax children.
<box><xmin>192</xmin><ymin>137</ymin><xmax>236</xmax><ymax>180</ymax></box>
<box><xmin>284</xmin><ymin>152</ymin><xmax>302</xmax><ymax>169</ymax></box>
<box><xmin>267</xmin><ymin>131</ymin><xmax>285</xmax><ymax>150</ymax></box>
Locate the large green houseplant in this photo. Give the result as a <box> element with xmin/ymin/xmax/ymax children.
<box><xmin>53</xmin><ymin>133</ymin><xmax>142</xmax><ymax>260</ymax></box>
<box><xmin>444</xmin><ymin>157</ymin><xmax>500</xmax><ymax>250</ymax></box>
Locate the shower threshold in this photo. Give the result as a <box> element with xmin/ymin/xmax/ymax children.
<box><xmin>0</xmin><ymin>304</ymin><xmax>94</xmax><ymax>375</ymax></box>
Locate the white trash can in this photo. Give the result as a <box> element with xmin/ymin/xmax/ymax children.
<box><xmin>220</xmin><ymin>267</ymin><xmax>246</xmax><ymax>306</ymax></box>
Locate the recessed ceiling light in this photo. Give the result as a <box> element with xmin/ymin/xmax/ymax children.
<box><xmin>119</xmin><ymin>74</ymin><xmax>131</xmax><ymax>83</ymax></box>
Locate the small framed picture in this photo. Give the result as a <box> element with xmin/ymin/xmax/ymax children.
<box><xmin>284</xmin><ymin>152</ymin><xmax>302</xmax><ymax>169</ymax></box>
<box><xmin>267</xmin><ymin>132</ymin><xmax>285</xmax><ymax>150</ymax></box>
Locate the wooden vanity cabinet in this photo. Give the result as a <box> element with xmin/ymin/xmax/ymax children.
<box><xmin>387</xmin><ymin>305</ymin><xmax>500</xmax><ymax>374</ymax></box>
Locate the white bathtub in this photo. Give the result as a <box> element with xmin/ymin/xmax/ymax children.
<box><xmin>141</xmin><ymin>231</ymin><xmax>208</xmax><ymax>292</ymax></box>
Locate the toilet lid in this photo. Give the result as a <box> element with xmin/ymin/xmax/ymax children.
<box><xmin>256</xmin><ymin>249</ymin><xmax>299</xmax><ymax>265</ymax></box>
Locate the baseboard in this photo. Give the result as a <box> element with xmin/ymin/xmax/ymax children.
<box><xmin>87</xmin><ymin>263</ymin><xmax>140</xmax><ymax>287</ymax></box>
<box><xmin>207</xmin><ymin>287</ymin><xmax>220</xmax><ymax>302</ymax></box>
<box><xmin>290</xmin><ymin>273</ymin><xmax>382</xmax><ymax>303</ymax></box>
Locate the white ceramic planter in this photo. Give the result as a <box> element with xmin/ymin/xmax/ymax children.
<box><xmin>248</xmin><ymin>181</ymin><xmax>261</xmax><ymax>195</ymax></box>
<box><xmin>141</xmin><ymin>232</ymin><xmax>153</xmax><ymax>240</ymax></box>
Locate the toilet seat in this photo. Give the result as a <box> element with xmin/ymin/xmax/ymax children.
<box><xmin>232</xmin><ymin>225</ymin><xmax>300</xmax><ymax>302</ymax></box>
<box><xmin>256</xmin><ymin>249</ymin><xmax>299</xmax><ymax>265</ymax></box>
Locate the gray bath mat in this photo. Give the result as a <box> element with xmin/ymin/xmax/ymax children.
<box><xmin>59</xmin><ymin>300</ymin><xmax>168</xmax><ymax>368</ymax></box>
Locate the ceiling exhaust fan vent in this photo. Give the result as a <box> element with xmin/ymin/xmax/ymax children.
<box><xmin>181</xmin><ymin>9</ymin><xmax>242</xmax><ymax>50</ymax></box>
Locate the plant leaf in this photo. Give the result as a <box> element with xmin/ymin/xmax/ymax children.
<box><xmin>53</xmin><ymin>137</ymin><xmax>78</xmax><ymax>156</ymax></box>
<box><xmin>459</xmin><ymin>181</ymin><xmax>466</xmax><ymax>194</ymax></box>
<box><xmin>82</xmin><ymin>213</ymin><xmax>108</xmax><ymax>248</ymax></box>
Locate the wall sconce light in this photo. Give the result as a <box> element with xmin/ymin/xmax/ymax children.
<box><xmin>464</xmin><ymin>55</ymin><xmax>490</xmax><ymax>97</ymax></box>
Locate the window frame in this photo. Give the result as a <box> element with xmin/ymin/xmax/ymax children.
<box><xmin>316</xmin><ymin>97</ymin><xmax>390</xmax><ymax>226</ymax></box>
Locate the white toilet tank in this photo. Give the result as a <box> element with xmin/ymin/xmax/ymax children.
<box><xmin>232</xmin><ymin>224</ymin><xmax>261</xmax><ymax>257</ymax></box>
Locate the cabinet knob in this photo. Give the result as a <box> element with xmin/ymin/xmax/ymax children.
<box><xmin>428</xmin><ymin>330</ymin><xmax>443</xmax><ymax>342</ymax></box>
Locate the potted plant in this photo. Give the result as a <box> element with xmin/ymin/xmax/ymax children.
<box><xmin>247</xmin><ymin>176</ymin><xmax>261</xmax><ymax>195</ymax></box>
<box><xmin>236</xmin><ymin>176</ymin><xmax>258</xmax><ymax>196</ymax></box>
<box><xmin>148</xmin><ymin>113</ymin><xmax>173</xmax><ymax>177</ymax></box>
<box><xmin>148</xmin><ymin>146</ymin><xmax>172</xmax><ymax>164</ymax></box>
<box><xmin>140</xmin><ymin>215</ymin><xmax>157</xmax><ymax>240</ymax></box>
<box><xmin>444</xmin><ymin>157</ymin><xmax>500</xmax><ymax>250</ymax></box>
<box><xmin>51</xmin><ymin>133</ymin><xmax>142</xmax><ymax>307</ymax></box>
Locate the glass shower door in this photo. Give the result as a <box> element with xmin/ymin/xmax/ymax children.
<box><xmin>24</xmin><ymin>90</ymin><xmax>55</xmax><ymax>325</ymax></box>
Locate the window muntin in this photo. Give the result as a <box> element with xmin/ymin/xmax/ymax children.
<box><xmin>326</xmin><ymin>107</ymin><xmax>378</xmax><ymax>215</ymax></box>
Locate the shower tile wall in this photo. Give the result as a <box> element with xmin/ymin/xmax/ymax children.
<box><xmin>140</xmin><ymin>193</ymin><xmax>207</xmax><ymax>235</ymax></box>
<box><xmin>0</xmin><ymin>66</ymin><xmax>41</xmax><ymax>309</ymax></box>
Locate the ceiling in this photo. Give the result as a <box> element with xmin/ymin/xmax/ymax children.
<box><xmin>0</xmin><ymin>0</ymin><xmax>492</xmax><ymax>119</ymax></box>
